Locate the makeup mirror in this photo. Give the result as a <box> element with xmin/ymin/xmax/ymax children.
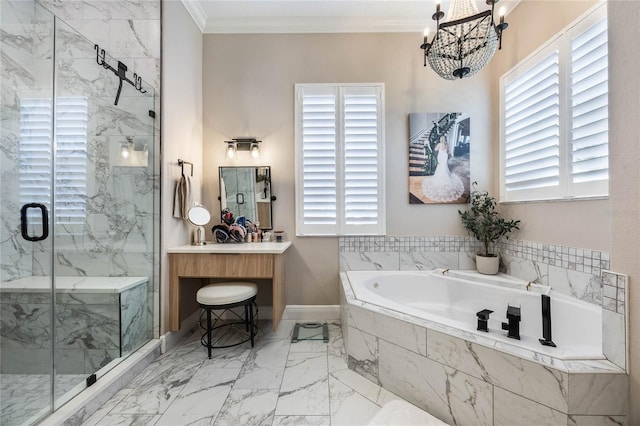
<box><xmin>219</xmin><ymin>166</ymin><xmax>273</xmax><ymax>229</ymax></box>
<box><xmin>187</xmin><ymin>205</ymin><xmax>210</xmax><ymax>245</ymax></box>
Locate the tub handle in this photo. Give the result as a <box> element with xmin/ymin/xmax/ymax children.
<box><xmin>476</xmin><ymin>309</ymin><xmax>493</xmax><ymax>332</ymax></box>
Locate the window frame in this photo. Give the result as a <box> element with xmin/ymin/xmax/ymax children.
<box><xmin>294</xmin><ymin>83</ymin><xmax>386</xmax><ymax>237</ymax></box>
<box><xmin>499</xmin><ymin>2</ymin><xmax>608</xmax><ymax>203</ymax></box>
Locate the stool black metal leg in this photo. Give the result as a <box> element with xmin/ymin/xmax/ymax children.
<box><xmin>207</xmin><ymin>307</ymin><xmax>212</xmax><ymax>359</ymax></box>
<box><xmin>244</xmin><ymin>304</ymin><xmax>249</xmax><ymax>332</ymax></box>
<box><xmin>249</xmin><ymin>302</ymin><xmax>255</xmax><ymax>347</ymax></box>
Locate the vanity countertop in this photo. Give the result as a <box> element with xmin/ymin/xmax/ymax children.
<box><xmin>168</xmin><ymin>241</ymin><xmax>292</xmax><ymax>254</ymax></box>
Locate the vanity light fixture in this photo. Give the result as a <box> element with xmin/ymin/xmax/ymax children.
<box><xmin>250</xmin><ymin>142</ymin><xmax>260</xmax><ymax>159</ymax></box>
<box><xmin>225</xmin><ymin>141</ymin><xmax>236</xmax><ymax>160</ymax></box>
<box><xmin>120</xmin><ymin>136</ymin><xmax>134</xmax><ymax>159</ymax></box>
<box><xmin>224</xmin><ymin>138</ymin><xmax>261</xmax><ymax>160</ymax></box>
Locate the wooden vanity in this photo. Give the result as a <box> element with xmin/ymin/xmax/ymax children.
<box><xmin>168</xmin><ymin>242</ymin><xmax>292</xmax><ymax>332</ymax></box>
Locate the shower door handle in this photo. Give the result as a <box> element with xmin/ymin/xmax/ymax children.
<box><xmin>20</xmin><ymin>203</ymin><xmax>49</xmax><ymax>242</ymax></box>
<box><xmin>236</xmin><ymin>193</ymin><xmax>245</xmax><ymax>205</ymax></box>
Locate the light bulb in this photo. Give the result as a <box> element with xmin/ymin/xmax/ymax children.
<box><xmin>423</xmin><ymin>27</ymin><xmax>429</xmax><ymax>44</ymax></box>
<box><xmin>120</xmin><ymin>143</ymin><xmax>130</xmax><ymax>159</ymax></box>
<box><xmin>226</xmin><ymin>142</ymin><xmax>236</xmax><ymax>160</ymax></box>
<box><xmin>499</xmin><ymin>6</ymin><xmax>505</xmax><ymax>24</ymax></box>
<box><xmin>250</xmin><ymin>143</ymin><xmax>260</xmax><ymax>159</ymax></box>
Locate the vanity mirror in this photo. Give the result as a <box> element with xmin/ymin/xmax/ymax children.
<box><xmin>219</xmin><ymin>166</ymin><xmax>274</xmax><ymax>230</ymax></box>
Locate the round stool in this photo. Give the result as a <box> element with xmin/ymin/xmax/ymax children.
<box><xmin>197</xmin><ymin>281</ymin><xmax>258</xmax><ymax>359</ymax></box>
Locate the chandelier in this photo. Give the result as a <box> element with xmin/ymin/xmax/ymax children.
<box><xmin>420</xmin><ymin>0</ymin><xmax>509</xmax><ymax>80</ymax></box>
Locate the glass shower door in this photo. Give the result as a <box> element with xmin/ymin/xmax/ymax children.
<box><xmin>0</xmin><ymin>2</ymin><xmax>56</xmax><ymax>425</ymax></box>
<box><xmin>51</xmin><ymin>17</ymin><xmax>157</xmax><ymax>409</ymax></box>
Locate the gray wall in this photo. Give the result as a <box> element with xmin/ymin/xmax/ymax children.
<box><xmin>202</xmin><ymin>32</ymin><xmax>494</xmax><ymax>306</ymax></box>
<box><xmin>160</xmin><ymin>0</ymin><xmax>204</xmax><ymax>334</ymax></box>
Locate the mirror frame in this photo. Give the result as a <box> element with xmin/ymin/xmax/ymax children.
<box><xmin>218</xmin><ymin>166</ymin><xmax>275</xmax><ymax>230</ymax></box>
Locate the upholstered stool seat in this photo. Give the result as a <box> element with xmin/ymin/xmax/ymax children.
<box><xmin>197</xmin><ymin>282</ymin><xmax>258</xmax><ymax>305</ymax></box>
<box><xmin>197</xmin><ymin>281</ymin><xmax>258</xmax><ymax>358</ymax></box>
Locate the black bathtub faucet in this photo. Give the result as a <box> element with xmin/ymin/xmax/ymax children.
<box><xmin>539</xmin><ymin>294</ymin><xmax>556</xmax><ymax>347</ymax></box>
<box><xmin>502</xmin><ymin>305</ymin><xmax>521</xmax><ymax>340</ymax></box>
<box><xmin>476</xmin><ymin>309</ymin><xmax>493</xmax><ymax>332</ymax></box>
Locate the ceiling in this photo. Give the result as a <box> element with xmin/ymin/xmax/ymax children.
<box><xmin>182</xmin><ymin>0</ymin><xmax>521</xmax><ymax>34</ymax></box>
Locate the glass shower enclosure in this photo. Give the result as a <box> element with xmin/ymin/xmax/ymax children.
<box><xmin>0</xmin><ymin>2</ymin><xmax>158</xmax><ymax>425</ymax></box>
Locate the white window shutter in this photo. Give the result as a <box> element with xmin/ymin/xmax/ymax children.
<box><xmin>20</xmin><ymin>97</ymin><xmax>88</xmax><ymax>225</ymax></box>
<box><xmin>504</xmin><ymin>51</ymin><xmax>560</xmax><ymax>194</ymax></box>
<box><xmin>295</xmin><ymin>84</ymin><xmax>385</xmax><ymax>236</ymax></box>
<box><xmin>20</xmin><ymin>98</ymin><xmax>53</xmax><ymax>223</ymax></box>
<box><xmin>342</xmin><ymin>86</ymin><xmax>383</xmax><ymax>234</ymax></box>
<box><xmin>570</xmin><ymin>16</ymin><xmax>608</xmax><ymax>193</ymax></box>
<box><xmin>55</xmin><ymin>97</ymin><xmax>88</xmax><ymax>223</ymax></box>
<box><xmin>296</xmin><ymin>86</ymin><xmax>338</xmax><ymax>235</ymax></box>
<box><xmin>500</xmin><ymin>3</ymin><xmax>607</xmax><ymax>202</ymax></box>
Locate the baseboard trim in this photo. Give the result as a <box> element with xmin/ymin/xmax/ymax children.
<box><xmin>162</xmin><ymin>309</ymin><xmax>201</xmax><ymax>354</ymax></box>
<box><xmin>283</xmin><ymin>305</ymin><xmax>341</xmax><ymax>321</ymax></box>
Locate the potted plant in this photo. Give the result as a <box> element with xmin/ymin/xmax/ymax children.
<box><xmin>458</xmin><ymin>182</ymin><xmax>520</xmax><ymax>275</ymax></box>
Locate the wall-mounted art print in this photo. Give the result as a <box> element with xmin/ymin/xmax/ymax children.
<box><xmin>408</xmin><ymin>112</ymin><xmax>471</xmax><ymax>204</ymax></box>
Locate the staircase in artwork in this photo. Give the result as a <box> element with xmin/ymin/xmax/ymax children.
<box><xmin>409</xmin><ymin>113</ymin><xmax>459</xmax><ymax>177</ymax></box>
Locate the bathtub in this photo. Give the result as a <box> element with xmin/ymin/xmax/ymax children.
<box><xmin>345</xmin><ymin>269</ymin><xmax>603</xmax><ymax>360</ymax></box>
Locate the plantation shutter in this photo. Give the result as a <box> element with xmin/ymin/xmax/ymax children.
<box><xmin>20</xmin><ymin>97</ymin><xmax>88</xmax><ymax>225</ymax></box>
<box><xmin>569</xmin><ymin>16</ymin><xmax>608</xmax><ymax>192</ymax></box>
<box><xmin>298</xmin><ymin>86</ymin><xmax>338</xmax><ymax>234</ymax></box>
<box><xmin>342</xmin><ymin>86</ymin><xmax>382</xmax><ymax>232</ymax></box>
<box><xmin>55</xmin><ymin>97</ymin><xmax>88</xmax><ymax>224</ymax></box>
<box><xmin>295</xmin><ymin>84</ymin><xmax>385</xmax><ymax>236</ymax></box>
<box><xmin>503</xmin><ymin>50</ymin><xmax>560</xmax><ymax>194</ymax></box>
<box><xmin>19</xmin><ymin>98</ymin><xmax>53</xmax><ymax>224</ymax></box>
<box><xmin>501</xmin><ymin>3</ymin><xmax>608</xmax><ymax>202</ymax></box>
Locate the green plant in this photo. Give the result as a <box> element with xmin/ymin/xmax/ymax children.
<box><xmin>458</xmin><ymin>182</ymin><xmax>520</xmax><ymax>256</ymax></box>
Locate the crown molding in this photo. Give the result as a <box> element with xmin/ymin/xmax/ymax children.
<box><xmin>203</xmin><ymin>17</ymin><xmax>435</xmax><ymax>34</ymax></box>
<box><xmin>181</xmin><ymin>0</ymin><xmax>207</xmax><ymax>33</ymax></box>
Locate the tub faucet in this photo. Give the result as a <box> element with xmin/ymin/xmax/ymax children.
<box><xmin>442</xmin><ymin>268</ymin><xmax>450</xmax><ymax>276</ymax></box>
<box><xmin>476</xmin><ymin>309</ymin><xmax>493</xmax><ymax>332</ymax></box>
<box><xmin>501</xmin><ymin>305</ymin><xmax>521</xmax><ymax>340</ymax></box>
<box><xmin>539</xmin><ymin>294</ymin><xmax>556</xmax><ymax>347</ymax></box>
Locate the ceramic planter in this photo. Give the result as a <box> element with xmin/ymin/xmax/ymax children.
<box><xmin>476</xmin><ymin>254</ymin><xmax>499</xmax><ymax>275</ymax></box>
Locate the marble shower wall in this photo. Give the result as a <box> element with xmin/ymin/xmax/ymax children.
<box><xmin>339</xmin><ymin>235</ymin><xmax>627</xmax><ymax>370</ymax></box>
<box><xmin>0</xmin><ymin>1</ymin><xmax>54</xmax><ymax>282</ymax></box>
<box><xmin>1</xmin><ymin>0</ymin><xmax>160</xmax><ymax>335</ymax></box>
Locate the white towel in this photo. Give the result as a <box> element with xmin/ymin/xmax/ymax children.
<box><xmin>173</xmin><ymin>174</ymin><xmax>192</xmax><ymax>219</ymax></box>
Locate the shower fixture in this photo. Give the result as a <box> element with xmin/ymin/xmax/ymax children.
<box><xmin>95</xmin><ymin>44</ymin><xmax>147</xmax><ymax>105</ymax></box>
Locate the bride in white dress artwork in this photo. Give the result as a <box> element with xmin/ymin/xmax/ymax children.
<box><xmin>422</xmin><ymin>136</ymin><xmax>464</xmax><ymax>202</ymax></box>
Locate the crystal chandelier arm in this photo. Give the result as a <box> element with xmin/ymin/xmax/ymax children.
<box><xmin>419</xmin><ymin>0</ymin><xmax>507</xmax><ymax>79</ymax></box>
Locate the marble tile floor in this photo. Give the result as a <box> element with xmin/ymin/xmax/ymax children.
<box><xmin>1</xmin><ymin>373</ymin><xmax>86</xmax><ymax>426</ymax></box>
<box><xmin>81</xmin><ymin>320</ymin><xmax>406</xmax><ymax>426</ymax></box>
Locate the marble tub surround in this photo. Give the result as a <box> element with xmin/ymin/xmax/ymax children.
<box><xmin>339</xmin><ymin>236</ymin><xmax>629</xmax><ymax>375</ymax></box>
<box><xmin>339</xmin><ymin>236</ymin><xmax>609</xmax><ymax>304</ymax></box>
<box><xmin>600</xmin><ymin>270</ymin><xmax>628</xmax><ymax>371</ymax></box>
<box><xmin>340</xmin><ymin>273</ymin><xmax>628</xmax><ymax>426</ymax></box>
<box><xmin>0</xmin><ymin>277</ymin><xmax>149</xmax><ymax>374</ymax></box>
